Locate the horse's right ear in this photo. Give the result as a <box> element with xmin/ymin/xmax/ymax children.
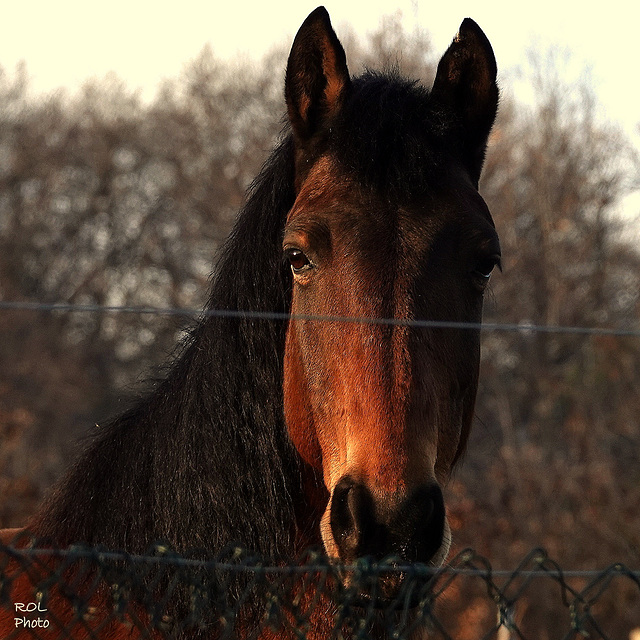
<box><xmin>285</xmin><ymin>7</ymin><xmax>350</xmax><ymax>144</ymax></box>
<box><xmin>431</xmin><ymin>19</ymin><xmax>498</xmax><ymax>185</ymax></box>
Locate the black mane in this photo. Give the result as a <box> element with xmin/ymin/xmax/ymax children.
<box><xmin>32</xmin><ymin>134</ymin><xmax>302</xmax><ymax>562</ymax></box>
<box><xmin>330</xmin><ymin>71</ymin><xmax>456</xmax><ymax>201</ymax></box>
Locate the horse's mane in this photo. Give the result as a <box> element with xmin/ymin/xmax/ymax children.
<box><xmin>30</xmin><ymin>134</ymin><xmax>303</xmax><ymax>562</ymax></box>
<box><xmin>332</xmin><ymin>71</ymin><xmax>453</xmax><ymax>201</ymax></box>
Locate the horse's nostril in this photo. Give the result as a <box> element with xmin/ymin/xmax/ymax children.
<box><xmin>329</xmin><ymin>477</ymin><xmax>377</xmax><ymax>560</ymax></box>
<box><xmin>390</xmin><ymin>484</ymin><xmax>445</xmax><ymax>563</ymax></box>
<box><xmin>329</xmin><ymin>479</ymin><xmax>353</xmax><ymax>546</ymax></box>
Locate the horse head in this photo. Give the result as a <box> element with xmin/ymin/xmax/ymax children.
<box><xmin>282</xmin><ymin>7</ymin><xmax>500</xmax><ymax>598</ymax></box>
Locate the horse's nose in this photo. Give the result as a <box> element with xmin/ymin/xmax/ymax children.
<box><xmin>329</xmin><ymin>476</ymin><xmax>445</xmax><ymax>564</ymax></box>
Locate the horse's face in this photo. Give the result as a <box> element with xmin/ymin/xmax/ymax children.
<box><xmin>283</xmin><ymin>160</ymin><xmax>499</xmax><ymax>565</ymax></box>
<box><xmin>282</xmin><ymin>8</ymin><xmax>499</xmax><ymax>588</ymax></box>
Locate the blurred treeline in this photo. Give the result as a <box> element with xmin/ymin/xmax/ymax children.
<box><xmin>1</xmin><ymin>16</ymin><xmax>639</xmax><ymax>637</ymax></box>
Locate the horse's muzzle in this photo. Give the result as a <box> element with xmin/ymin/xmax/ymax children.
<box><xmin>328</xmin><ymin>476</ymin><xmax>446</xmax><ymax>603</ymax></box>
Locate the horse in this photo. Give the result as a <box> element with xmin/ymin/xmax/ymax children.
<box><xmin>0</xmin><ymin>6</ymin><xmax>499</xmax><ymax>639</ymax></box>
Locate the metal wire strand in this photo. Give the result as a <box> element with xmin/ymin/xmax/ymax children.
<box><xmin>1</xmin><ymin>300</ymin><xmax>639</xmax><ymax>338</ymax></box>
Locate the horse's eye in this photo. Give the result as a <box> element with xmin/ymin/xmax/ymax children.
<box><xmin>285</xmin><ymin>248</ymin><xmax>311</xmax><ymax>273</ymax></box>
<box><xmin>472</xmin><ymin>254</ymin><xmax>501</xmax><ymax>284</ymax></box>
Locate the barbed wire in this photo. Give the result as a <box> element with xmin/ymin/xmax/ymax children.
<box><xmin>1</xmin><ymin>300</ymin><xmax>639</xmax><ymax>338</ymax></box>
<box><xmin>1</xmin><ymin>539</ymin><xmax>639</xmax><ymax>639</ymax></box>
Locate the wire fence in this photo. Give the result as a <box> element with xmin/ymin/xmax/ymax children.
<box><xmin>2</xmin><ymin>303</ymin><xmax>640</xmax><ymax>637</ymax></box>
<box><xmin>1</xmin><ymin>535</ymin><xmax>640</xmax><ymax>639</ymax></box>
<box><xmin>1</xmin><ymin>300</ymin><xmax>640</xmax><ymax>338</ymax></box>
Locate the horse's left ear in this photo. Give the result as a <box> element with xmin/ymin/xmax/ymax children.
<box><xmin>285</xmin><ymin>7</ymin><xmax>350</xmax><ymax>144</ymax></box>
<box><xmin>431</xmin><ymin>19</ymin><xmax>498</xmax><ymax>185</ymax></box>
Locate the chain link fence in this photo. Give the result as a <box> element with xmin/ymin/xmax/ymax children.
<box><xmin>2</xmin><ymin>533</ymin><xmax>640</xmax><ymax>639</ymax></box>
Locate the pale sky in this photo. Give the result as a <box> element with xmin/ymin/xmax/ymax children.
<box><xmin>1</xmin><ymin>0</ymin><xmax>639</xmax><ymax>146</ymax></box>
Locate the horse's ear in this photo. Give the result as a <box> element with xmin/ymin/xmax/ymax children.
<box><xmin>285</xmin><ymin>7</ymin><xmax>350</xmax><ymax>143</ymax></box>
<box><xmin>431</xmin><ymin>19</ymin><xmax>498</xmax><ymax>185</ymax></box>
